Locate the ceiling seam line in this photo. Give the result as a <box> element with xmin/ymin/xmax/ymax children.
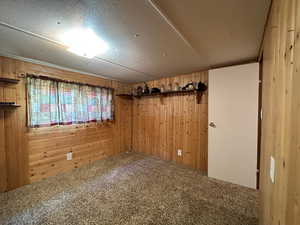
<box><xmin>147</xmin><ymin>0</ymin><xmax>198</xmax><ymax>54</ymax></box>
<box><xmin>0</xmin><ymin>20</ymin><xmax>156</xmax><ymax>78</ymax></box>
<box><xmin>0</xmin><ymin>21</ymin><xmax>63</xmax><ymax>46</ymax></box>
<box><xmin>94</xmin><ymin>57</ymin><xmax>157</xmax><ymax>78</ymax></box>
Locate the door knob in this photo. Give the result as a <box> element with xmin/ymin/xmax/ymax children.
<box><xmin>209</xmin><ymin>122</ymin><xmax>216</xmax><ymax>128</ymax></box>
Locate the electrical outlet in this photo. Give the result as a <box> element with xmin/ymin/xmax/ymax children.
<box><xmin>67</xmin><ymin>152</ymin><xmax>73</xmax><ymax>161</ymax></box>
<box><xmin>177</xmin><ymin>149</ymin><xmax>182</xmax><ymax>156</ymax></box>
<box><xmin>270</xmin><ymin>156</ymin><xmax>275</xmax><ymax>183</ymax></box>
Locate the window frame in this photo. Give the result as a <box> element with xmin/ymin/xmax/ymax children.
<box><xmin>26</xmin><ymin>74</ymin><xmax>114</xmax><ymax>128</ymax></box>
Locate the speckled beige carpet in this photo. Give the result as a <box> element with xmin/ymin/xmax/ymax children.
<box><xmin>0</xmin><ymin>152</ymin><xmax>258</xmax><ymax>225</ymax></box>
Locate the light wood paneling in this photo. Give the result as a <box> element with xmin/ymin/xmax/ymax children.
<box><xmin>28</xmin><ymin>124</ymin><xmax>113</xmax><ymax>182</ymax></box>
<box><xmin>0</xmin><ymin>107</ymin><xmax>6</xmax><ymax>192</ymax></box>
<box><xmin>0</xmin><ymin>56</ymin><xmax>132</xmax><ymax>191</ymax></box>
<box><xmin>132</xmin><ymin>71</ymin><xmax>208</xmax><ymax>172</ymax></box>
<box><xmin>0</xmin><ymin>67</ymin><xmax>7</xmax><ymax>191</ymax></box>
<box><xmin>260</xmin><ymin>0</ymin><xmax>300</xmax><ymax>224</ymax></box>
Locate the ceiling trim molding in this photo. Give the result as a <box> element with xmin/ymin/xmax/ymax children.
<box><xmin>0</xmin><ymin>50</ymin><xmax>121</xmax><ymax>82</ymax></box>
<box><xmin>209</xmin><ymin>58</ymin><xmax>258</xmax><ymax>71</ymax></box>
<box><xmin>258</xmin><ymin>0</ymin><xmax>273</xmax><ymax>62</ymax></box>
<box><xmin>0</xmin><ymin>20</ymin><xmax>156</xmax><ymax>79</ymax></box>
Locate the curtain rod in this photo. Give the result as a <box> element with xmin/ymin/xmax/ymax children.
<box><xmin>25</xmin><ymin>73</ymin><xmax>114</xmax><ymax>90</ymax></box>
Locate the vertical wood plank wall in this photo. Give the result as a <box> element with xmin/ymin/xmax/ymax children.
<box><xmin>132</xmin><ymin>71</ymin><xmax>208</xmax><ymax>172</ymax></box>
<box><xmin>260</xmin><ymin>0</ymin><xmax>300</xmax><ymax>224</ymax></box>
<box><xmin>0</xmin><ymin>56</ymin><xmax>132</xmax><ymax>191</ymax></box>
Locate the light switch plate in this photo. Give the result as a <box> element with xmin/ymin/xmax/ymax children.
<box><xmin>270</xmin><ymin>156</ymin><xmax>275</xmax><ymax>183</ymax></box>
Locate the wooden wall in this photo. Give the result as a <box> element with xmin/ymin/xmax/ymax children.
<box><xmin>132</xmin><ymin>71</ymin><xmax>208</xmax><ymax>172</ymax></box>
<box><xmin>0</xmin><ymin>56</ymin><xmax>132</xmax><ymax>191</ymax></box>
<box><xmin>260</xmin><ymin>0</ymin><xmax>300</xmax><ymax>224</ymax></box>
<box><xmin>0</xmin><ymin>56</ymin><xmax>208</xmax><ymax>192</ymax></box>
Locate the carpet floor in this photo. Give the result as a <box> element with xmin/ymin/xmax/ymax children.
<box><xmin>0</xmin><ymin>152</ymin><xmax>258</xmax><ymax>225</ymax></box>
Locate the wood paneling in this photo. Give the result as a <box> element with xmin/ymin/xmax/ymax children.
<box><xmin>0</xmin><ymin>56</ymin><xmax>132</xmax><ymax>191</ymax></box>
<box><xmin>28</xmin><ymin>124</ymin><xmax>112</xmax><ymax>182</ymax></box>
<box><xmin>0</xmin><ymin>108</ymin><xmax>6</xmax><ymax>192</ymax></box>
<box><xmin>0</xmin><ymin>69</ymin><xmax>6</xmax><ymax>191</ymax></box>
<box><xmin>132</xmin><ymin>71</ymin><xmax>208</xmax><ymax>172</ymax></box>
<box><xmin>260</xmin><ymin>0</ymin><xmax>300</xmax><ymax>224</ymax></box>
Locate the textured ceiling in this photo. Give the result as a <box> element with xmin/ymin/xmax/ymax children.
<box><xmin>0</xmin><ymin>0</ymin><xmax>270</xmax><ymax>82</ymax></box>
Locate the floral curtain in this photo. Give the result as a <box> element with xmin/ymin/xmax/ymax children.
<box><xmin>27</xmin><ymin>76</ymin><xmax>114</xmax><ymax>127</ymax></box>
<box><xmin>101</xmin><ymin>88</ymin><xmax>113</xmax><ymax>121</ymax></box>
<box><xmin>27</xmin><ymin>77</ymin><xmax>59</xmax><ymax>127</ymax></box>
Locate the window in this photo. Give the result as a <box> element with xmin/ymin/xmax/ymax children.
<box><xmin>27</xmin><ymin>75</ymin><xmax>113</xmax><ymax>127</ymax></box>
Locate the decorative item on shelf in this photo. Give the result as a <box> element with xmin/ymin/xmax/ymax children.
<box><xmin>195</xmin><ymin>82</ymin><xmax>208</xmax><ymax>104</ymax></box>
<box><xmin>160</xmin><ymin>84</ymin><xmax>165</xmax><ymax>93</ymax></box>
<box><xmin>167</xmin><ymin>83</ymin><xmax>172</xmax><ymax>92</ymax></box>
<box><xmin>197</xmin><ymin>82</ymin><xmax>208</xmax><ymax>92</ymax></box>
<box><xmin>142</xmin><ymin>82</ymin><xmax>150</xmax><ymax>94</ymax></box>
<box><xmin>193</xmin><ymin>82</ymin><xmax>198</xmax><ymax>90</ymax></box>
<box><xmin>151</xmin><ymin>87</ymin><xmax>161</xmax><ymax>94</ymax></box>
<box><xmin>173</xmin><ymin>82</ymin><xmax>180</xmax><ymax>91</ymax></box>
<box><xmin>182</xmin><ymin>82</ymin><xmax>195</xmax><ymax>91</ymax></box>
<box><xmin>136</xmin><ymin>86</ymin><xmax>143</xmax><ymax>96</ymax></box>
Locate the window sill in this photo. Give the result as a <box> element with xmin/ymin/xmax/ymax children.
<box><xmin>27</xmin><ymin>120</ymin><xmax>114</xmax><ymax>133</ymax></box>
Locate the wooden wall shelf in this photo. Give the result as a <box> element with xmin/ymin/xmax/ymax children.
<box><xmin>0</xmin><ymin>103</ymin><xmax>21</xmax><ymax>110</ymax></box>
<box><xmin>117</xmin><ymin>89</ymin><xmax>206</xmax><ymax>104</ymax></box>
<box><xmin>0</xmin><ymin>77</ymin><xmax>20</xmax><ymax>84</ymax></box>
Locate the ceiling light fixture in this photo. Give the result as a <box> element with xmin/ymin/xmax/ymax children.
<box><xmin>61</xmin><ymin>28</ymin><xmax>109</xmax><ymax>58</ymax></box>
